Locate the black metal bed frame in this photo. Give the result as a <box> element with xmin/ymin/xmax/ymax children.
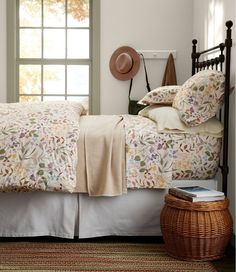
<box><xmin>191</xmin><ymin>21</ymin><xmax>233</xmax><ymax>196</ymax></box>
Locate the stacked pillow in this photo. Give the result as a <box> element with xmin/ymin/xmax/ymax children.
<box><xmin>138</xmin><ymin>85</ymin><xmax>182</xmax><ymax>105</ymax></box>
<box><xmin>138</xmin><ymin>70</ymin><xmax>225</xmax><ymax>129</ymax></box>
<box><xmin>172</xmin><ymin>70</ymin><xmax>225</xmax><ymax>127</ymax></box>
<box><xmin>139</xmin><ymin>105</ymin><xmax>223</xmax><ymax>137</ymax></box>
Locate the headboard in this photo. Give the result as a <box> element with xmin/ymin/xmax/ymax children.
<box><xmin>191</xmin><ymin>21</ymin><xmax>233</xmax><ymax>195</ymax></box>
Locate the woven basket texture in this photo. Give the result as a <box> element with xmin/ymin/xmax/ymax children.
<box><xmin>160</xmin><ymin>194</ymin><xmax>233</xmax><ymax>261</ymax></box>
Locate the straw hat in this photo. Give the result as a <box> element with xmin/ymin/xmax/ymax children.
<box><xmin>109</xmin><ymin>46</ymin><xmax>140</xmax><ymax>81</ymax></box>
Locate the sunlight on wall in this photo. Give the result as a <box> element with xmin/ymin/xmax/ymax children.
<box><xmin>205</xmin><ymin>0</ymin><xmax>224</xmax><ymax>50</ymax></box>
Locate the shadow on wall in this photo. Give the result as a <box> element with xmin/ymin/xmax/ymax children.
<box><xmin>205</xmin><ymin>0</ymin><xmax>224</xmax><ymax>49</ymax></box>
<box><xmin>203</xmin><ymin>0</ymin><xmax>235</xmax><ymax>85</ymax></box>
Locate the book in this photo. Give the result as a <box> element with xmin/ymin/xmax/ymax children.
<box><xmin>169</xmin><ymin>186</ymin><xmax>225</xmax><ymax>202</ymax></box>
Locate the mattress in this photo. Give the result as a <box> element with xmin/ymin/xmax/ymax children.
<box><xmin>0</xmin><ymin>179</ymin><xmax>217</xmax><ymax>239</ymax></box>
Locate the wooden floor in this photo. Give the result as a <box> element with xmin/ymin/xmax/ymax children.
<box><xmin>0</xmin><ymin>236</ymin><xmax>235</xmax><ymax>271</ymax></box>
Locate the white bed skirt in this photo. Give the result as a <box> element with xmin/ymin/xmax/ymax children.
<box><xmin>0</xmin><ymin>180</ymin><xmax>217</xmax><ymax>239</ymax></box>
<box><xmin>0</xmin><ymin>192</ymin><xmax>78</xmax><ymax>239</ymax></box>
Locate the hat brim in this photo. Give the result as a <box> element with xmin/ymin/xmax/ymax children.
<box><xmin>109</xmin><ymin>46</ymin><xmax>141</xmax><ymax>81</ymax></box>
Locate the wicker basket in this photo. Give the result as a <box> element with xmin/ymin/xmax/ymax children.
<box><xmin>160</xmin><ymin>194</ymin><xmax>233</xmax><ymax>261</ymax></box>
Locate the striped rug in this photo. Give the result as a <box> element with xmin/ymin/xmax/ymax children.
<box><xmin>0</xmin><ymin>241</ymin><xmax>217</xmax><ymax>271</ymax></box>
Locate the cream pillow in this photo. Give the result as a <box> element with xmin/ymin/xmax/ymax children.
<box><xmin>138</xmin><ymin>85</ymin><xmax>181</xmax><ymax>105</ymax></box>
<box><xmin>139</xmin><ymin>105</ymin><xmax>223</xmax><ymax>137</ymax></box>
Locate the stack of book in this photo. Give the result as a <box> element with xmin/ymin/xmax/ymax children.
<box><xmin>169</xmin><ymin>186</ymin><xmax>225</xmax><ymax>202</ymax></box>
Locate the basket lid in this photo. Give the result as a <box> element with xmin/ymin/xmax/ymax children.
<box><xmin>165</xmin><ymin>194</ymin><xmax>229</xmax><ymax>212</ymax></box>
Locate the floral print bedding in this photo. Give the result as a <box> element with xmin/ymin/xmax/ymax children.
<box><xmin>138</xmin><ymin>85</ymin><xmax>181</xmax><ymax>105</ymax></box>
<box><xmin>123</xmin><ymin>115</ymin><xmax>173</xmax><ymax>188</ymax></box>
<box><xmin>173</xmin><ymin>70</ymin><xmax>225</xmax><ymax>127</ymax></box>
<box><xmin>0</xmin><ymin>102</ymin><xmax>222</xmax><ymax>192</ymax></box>
<box><xmin>123</xmin><ymin>115</ymin><xmax>221</xmax><ymax>189</ymax></box>
<box><xmin>172</xmin><ymin>134</ymin><xmax>221</xmax><ymax>180</ymax></box>
<box><xmin>0</xmin><ymin>101</ymin><xmax>84</xmax><ymax>192</ymax></box>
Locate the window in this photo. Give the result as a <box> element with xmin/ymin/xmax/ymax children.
<box><xmin>7</xmin><ymin>0</ymin><xmax>100</xmax><ymax>114</ymax></box>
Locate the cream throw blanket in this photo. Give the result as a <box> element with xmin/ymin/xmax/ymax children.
<box><xmin>76</xmin><ymin>115</ymin><xmax>126</xmax><ymax>196</ymax></box>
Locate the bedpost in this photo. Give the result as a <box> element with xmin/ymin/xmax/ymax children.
<box><xmin>219</xmin><ymin>43</ymin><xmax>225</xmax><ymax>72</ymax></box>
<box><xmin>192</xmin><ymin>39</ymin><xmax>197</xmax><ymax>75</ymax></box>
<box><xmin>221</xmin><ymin>20</ymin><xmax>233</xmax><ymax>196</ymax></box>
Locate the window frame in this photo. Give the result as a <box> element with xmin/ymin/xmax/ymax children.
<box><xmin>7</xmin><ymin>0</ymin><xmax>100</xmax><ymax>114</ymax></box>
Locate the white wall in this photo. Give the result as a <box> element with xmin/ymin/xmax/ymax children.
<box><xmin>0</xmin><ymin>0</ymin><xmax>6</xmax><ymax>102</ymax></box>
<box><xmin>193</xmin><ymin>0</ymin><xmax>236</xmax><ymax>235</ymax></box>
<box><xmin>100</xmin><ymin>0</ymin><xmax>193</xmax><ymax>114</ymax></box>
<box><xmin>0</xmin><ymin>0</ymin><xmax>194</xmax><ymax>109</ymax></box>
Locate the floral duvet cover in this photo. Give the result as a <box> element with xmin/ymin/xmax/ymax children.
<box><xmin>0</xmin><ymin>101</ymin><xmax>84</xmax><ymax>192</ymax></box>
<box><xmin>123</xmin><ymin>115</ymin><xmax>221</xmax><ymax>189</ymax></box>
<box><xmin>0</xmin><ymin>103</ymin><xmax>222</xmax><ymax>193</ymax></box>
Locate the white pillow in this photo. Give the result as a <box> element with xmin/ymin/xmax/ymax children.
<box><xmin>139</xmin><ymin>105</ymin><xmax>223</xmax><ymax>137</ymax></box>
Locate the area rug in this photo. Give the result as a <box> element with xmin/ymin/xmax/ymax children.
<box><xmin>0</xmin><ymin>241</ymin><xmax>217</xmax><ymax>271</ymax></box>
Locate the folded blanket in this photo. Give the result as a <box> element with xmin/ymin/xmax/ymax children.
<box><xmin>76</xmin><ymin>115</ymin><xmax>126</xmax><ymax>196</ymax></box>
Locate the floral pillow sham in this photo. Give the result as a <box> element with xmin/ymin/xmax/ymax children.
<box><xmin>138</xmin><ymin>85</ymin><xmax>181</xmax><ymax>105</ymax></box>
<box><xmin>173</xmin><ymin>70</ymin><xmax>225</xmax><ymax>127</ymax></box>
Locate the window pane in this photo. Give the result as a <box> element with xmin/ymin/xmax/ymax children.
<box><xmin>67</xmin><ymin>0</ymin><xmax>89</xmax><ymax>27</ymax></box>
<box><xmin>44</xmin><ymin>30</ymin><xmax>65</xmax><ymax>59</ymax></box>
<box><xmin>43</xmin><ymin>96</ymin><xmax>65</xmax><ymax>101</ymax></box>
<box><xmin>20</xmin><ymin>29</ymin><xmax>41</xmax><ymax>58</ymax></box>
<box><xmin>19</xmin><ymin>65</ymin><xmax>41</xmax><ymax>95</ymax></box>
<box><xmin>67</xmin><ymin>96</ymin><xmax>88</xmax><ymax>112</ymax></box>
<box><xmin>17</xmin><ymin>1</ymin><xmax>92</xmax><ymax>111</ymax></box>
<box><xmin>67</xmin><ymin>65</ymin><xmax>89</xmax><ymax>95</ymax></box>
<box><xmin>44</xmin><ymin>0</ymin><xmax>65</xmax><ymax>27</ymax></box>
<box><xmin>19</xmin><ymin>0</ymin><xmax>41</xmax><ymax>27</ymax></box>
<box><xmin>44</xmin><ymin>65</ymin><xmax>65</xmax><ymax>94</ymax></box>
<box><xmin>67</xmin><ymin>29</ymin><xmax>89</xmax><ymax>59</ymax></box>
<box><xmin>19</xmin><ymin>96</ymin><xmax>41</xmax><ymax>102</ymax></box>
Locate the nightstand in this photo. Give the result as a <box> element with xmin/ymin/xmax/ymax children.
<box><xmin>160</xmin><ymin>194</ymin><xmax>233</xmax><ymax>261</ymax></box>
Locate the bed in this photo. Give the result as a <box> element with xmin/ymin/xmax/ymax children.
<box><xmin>0</xmin><ymin>21</ymin><xmax>233</xmax><ymax>239</ymax></box>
